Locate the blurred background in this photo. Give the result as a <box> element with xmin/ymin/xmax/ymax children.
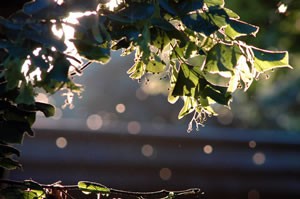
<box><xmin>7</xmin><ymin>0</ymin><xmax>300</xmax><ymax>198</ymax></box>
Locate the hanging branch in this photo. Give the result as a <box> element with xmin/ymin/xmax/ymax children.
<box><xmin>0</xmin><ymin>179</ymin><xmax>205</xmax><ymax>199</ymax></box>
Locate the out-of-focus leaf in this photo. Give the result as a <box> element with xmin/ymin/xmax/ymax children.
<box><xmin>0</xmin><ymin>121</ymin><xmax>33</xmax><ymax>143</ymax></box>
<box><xmin>108</xmin><ymin>3</ymin><xmax>155</xmax><ymax>23</ymax></box>
<box><xmin>204</xmin><ymin>0</ymin><xmax>224</xmax><ymax>7</ymax></box>
<box><xmin>158</xmin><ymin>0</ymin><xmax>177</xmax><ymax>16</ymax></box>
<box><xmin>0</xmin><ymin>157</ymin><xmax>22</xmax><ymax>170</ymax></box>
<box><xmin>73</xmin><ymin>40</ymin><xmax>111</xmax><ymax>64</ymax></box>
<box><xmin>78</xmin><ymin>181</ymin><xmax>110</xmax><ymax>194</ymax></box>
<box><xmin>18</xmin><ymin>102</ymin><xmax>55</xmax><ymax>118</ymax></box>
<box><xmin>24</xmin><ymin>0</ymin><xmax>55</xmax><ymax>15</ymax></box>
<box><xmin>252</xmin><ymin>47</ymin><xmax>292</xmax><ymax>72</ymax></box>
<box><xmin>23</xmin><ymin>24</ymin><xmax>67</xmax><ymax>52</ymax></box>
<box><xmin>24</xmin><ymin>0</ymin><xmax>66</xmax><ymax>19</ymax></box>
<box><xmin>15</xmin><ymin>84</ymin><xmax>35</xmax><ymax>105</ymax></box>
<box><xmin>0</xmin><ymin>144</ymin><xmax>20</xmax><ymax>157</ymax></box>
<box><xmin>0</xmin><ymin>188</ymin><xmax>24</xmax><ymax>199</ymax></box>
<box><xmin>64</xmin><ymin>0</ymin><xmax>98</xmax><ymax>11</ymax></box>
<box><xmin>35</xmin><ymin>102</ymin><xmax>55</xmax><ymax>117</ymax></box>
<box><xmin>4</xmin><ymin>58</ymin><xmax>26</xmax><ymax>90</ymax></box>
<box><xmin>178</xmin><ymin>0</ymin><xmax>204</xmax><ymax>14</ymax></box>
<box><xmin>47</xmin><ymin>55</ymin><xmax>71</xmax><ymax>82</ymax></box>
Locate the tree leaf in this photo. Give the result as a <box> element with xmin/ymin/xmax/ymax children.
<box><xmin>178</xmin><ymin>97</ymin><xmax>196</xmax><ymax>119</ymax></box>
<box><xmin>108</xmin><ymin>3</ymin><xmax>155</xmax><ymax>23</ymax></box>
<box><xmin>252</xmin><ymin>47</ymin><xmax>292</xmax><ymax>73</ymax></box>
<box><xmin>35</xmin><ymin>102</ymin><xmax>55</xmax><ymax>117</ymax></box>
<box><xmin>24</xmin><ymin>180</ymin><xmax>46</xmax><ymax>199</ymax></box>
<box><xmin>0</xmin><ymin>188</ymin><xmax>24</xmax><ymax>199</ymax></box>
<box><xmin>145</xmin><ymin>55</ymin><xmax>166</xmax><ymax>73</ymax></box>
<box><xmin>178</xmin><ymin>0</ymin><xmax>204</xmax><ymax>15</ymax></box>
<box><xmin>204</xmin><ymin>0</ymin><xmax>224</xmax><ymax>7</ymax></box>
<box><xmin>73</xmin><ymin>40</ymin><xmax>111</xmax><ymax>64</ymax></box>
<box><xmin>18</xmin><ymin>102</ymin><xmax>55</xmax><ymax>118</ymax></box>
<box><xmin>225</xmin><ymin>18</ymin><xmax>259</xmax><ymax>39</ymax></box>
<box><xmin>15</xmin><ymin>83</ymin><xmax>36</xmax><ymax>105</ymax></box>
<box><xmin>127</xmin><ymin>61</ymin><xmax>145</xmax><ymax>80</ymax></box>
<box><xmin>78</xmin><ymin>181</ymin><xmax>110</xmax><ymax>194</ymax></box>
<box><xmin>0</xmin><ymin>157</ymin><xmax>22</xmax><ymax>170</ymax></box>
<box><xmin>168</xmin><ymin>66</ymin><xmax>179</xmax><ymax>104</ymax></box>
<box><xmin>0</xmin><ymin>144</ymin><xmax>20</xmax><ymax>157</ymax></box>
<box><xmin>182</xmin><ymin>13</ymin><xmax>219</xmax><ymax>36</ymax></box>
<box><xmin>205</xmin><ymin>43</ymin><xmax>243</xmax><ymax>75</ymax></box>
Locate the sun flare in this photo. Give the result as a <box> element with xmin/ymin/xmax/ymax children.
<box><xmin>105</xmin><ymin>0</ymin><xmax>122</xmax><ymax>11</ymax></box>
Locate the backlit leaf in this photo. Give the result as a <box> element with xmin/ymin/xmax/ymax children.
<box><xmin>178</xmin><ymin>97</ymin><xmax>196</xmax><ymax>119</ymax></box>
<box><xmin>205</xmin><ymin>43</ymin><xmax>243</xmax><ymax>75</ymax></box>
<box><xmin>252</xmin><ymin>47</ymin><xmax>291</xmax><ymax>73</ymax></box>
<box><xmin>225</xmin><ymin>18</ymin><xmax>259</xmax><ymax>39</ymax></box>
<box><xmin>78</xmin><ymin>181</ymin><xmax>110</xmax><ymax>194</ymax></box>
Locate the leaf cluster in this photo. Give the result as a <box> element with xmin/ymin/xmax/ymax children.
<box><xmin>0</xmin><ymin>0</ymin><xmax>291</xmax><ymax>169</ymax></box>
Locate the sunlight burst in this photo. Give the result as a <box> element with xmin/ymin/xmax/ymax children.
<box><xmin>105</xmin><ymin>0</ymin><xmax>122</xmax><ymax>11</ymax></box>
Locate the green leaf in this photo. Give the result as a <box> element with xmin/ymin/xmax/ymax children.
<box><xmin>0</xmin><ymin>144</ymin><xmax>20</xmax><ymax>157</ymax></box>
<box><xmin>158</xmin><ymin>0</ymin><xmax>177</xmax><ymax>16</ymax></box>
<box><xmin>4</xmin><ymin>58</ymin><xmax>26</xmax><ymax>90</ymax></box>
<box><xmin>207</xmin><ymin>8</ymin><xmax>228</xmax><ymax>28</ymax></box>
<box><xmin>15</xmin><ymin>84</ymin><xmax>36</xmax><ymax>105</ymax></box>
<box><xmin>172</xmin><ymin>63</ymin><xmax>231</xmax><ymax>105</ymax></box>
<box><xmin>225</xmin><ymin>18</ymin><xmax>259</xmax><ymax>39</ymax></box>
<box><xmin>146</xmin><ymin>55</ymin><xmax>166</xmax><ymax>73</ymax></box>
<box><xmin>73</xmin><ymin>40</ymin><xmax>111</xmax><ymax>64</ymax></box>
<box><xmin>204</xmin><ymin>0</ymin><xmax>224</xmax><ymax>7</ymax></box>
<box><xmin>22</xmin><ymin>191</ymin><xmax>40</xmax><ymax>199</ymax></box>
<box><xmin>78</xmin><ymin>181</ymin><xmax>110</xmax><ymax>195</ymax></box>
<box><xmin>172</xmin><ymin>63</ymin><xmax>201</xmax><ymax>97</ymax></box>
<box><xmin>3</xmin><ymin>102</ymin><xmax>37</xmax><ymax>127</ymax></box>
<box><xmin>24</xmin><ymin>180</ymin><xmax>46</xmax><ymax>199</ymax></box>
<box><xmin>224</xmin><ymin>8</ymin><xmax>240</xmax><ymax>19</ymax></box>
<box><xmin>252</xmin><ymin>47</ymin><xmax>292</xmax><ymax>73</ymax></box>
<box><xmin>35</xmin><ymin>102</ymin><xmax>55</xmax><ymax>117</ymax></box>
<box><xmin>0</xmin><ymin>188</ymin><xmax>24</xmax><ymax>199</ymax></box>
<box><xmin>127</xmin><ymin>61</ymin><xmax>145</xmax><ymax>79</ymax></box>
<box><xmin>182</xmin><ymin>13</ymin><xmax>219</xmax><ymax>36</ymax></box>
<box><xmin>205</xmin><ymin>43</ymin><xmax>243</xmax><ymax>75</ymax></box>
<box><xmin>178</xmin><ymin>97</ymin><xmax>196</xmax><ymax>119</ymax></box>
<box><xmin>0</xmin><ymin>157</ymin><xmax>22</xmax><ymax>170</ymax></box>
<box><xmin>177</xmin><ymin>0</ymin><xmax>204</xmax><ymax>15</ymax></box>
<box><xmin>168</xmin><ymin>66</ymin><xmax>179</xmax><ymax>104</ymax></box>
<box><xmin>18</xmin><ymin>102</ymin><xmax>55</xmax><ymax>118</ymax></box>
<box><xmin>108</xmin><ymin>3</ymin><xmax>155</xmax><ymax>23</ymax></box>
<box><xmin>47</xmin><ymin>55</ymin><xmax>71</xmax><ymax>82</ymax></box>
